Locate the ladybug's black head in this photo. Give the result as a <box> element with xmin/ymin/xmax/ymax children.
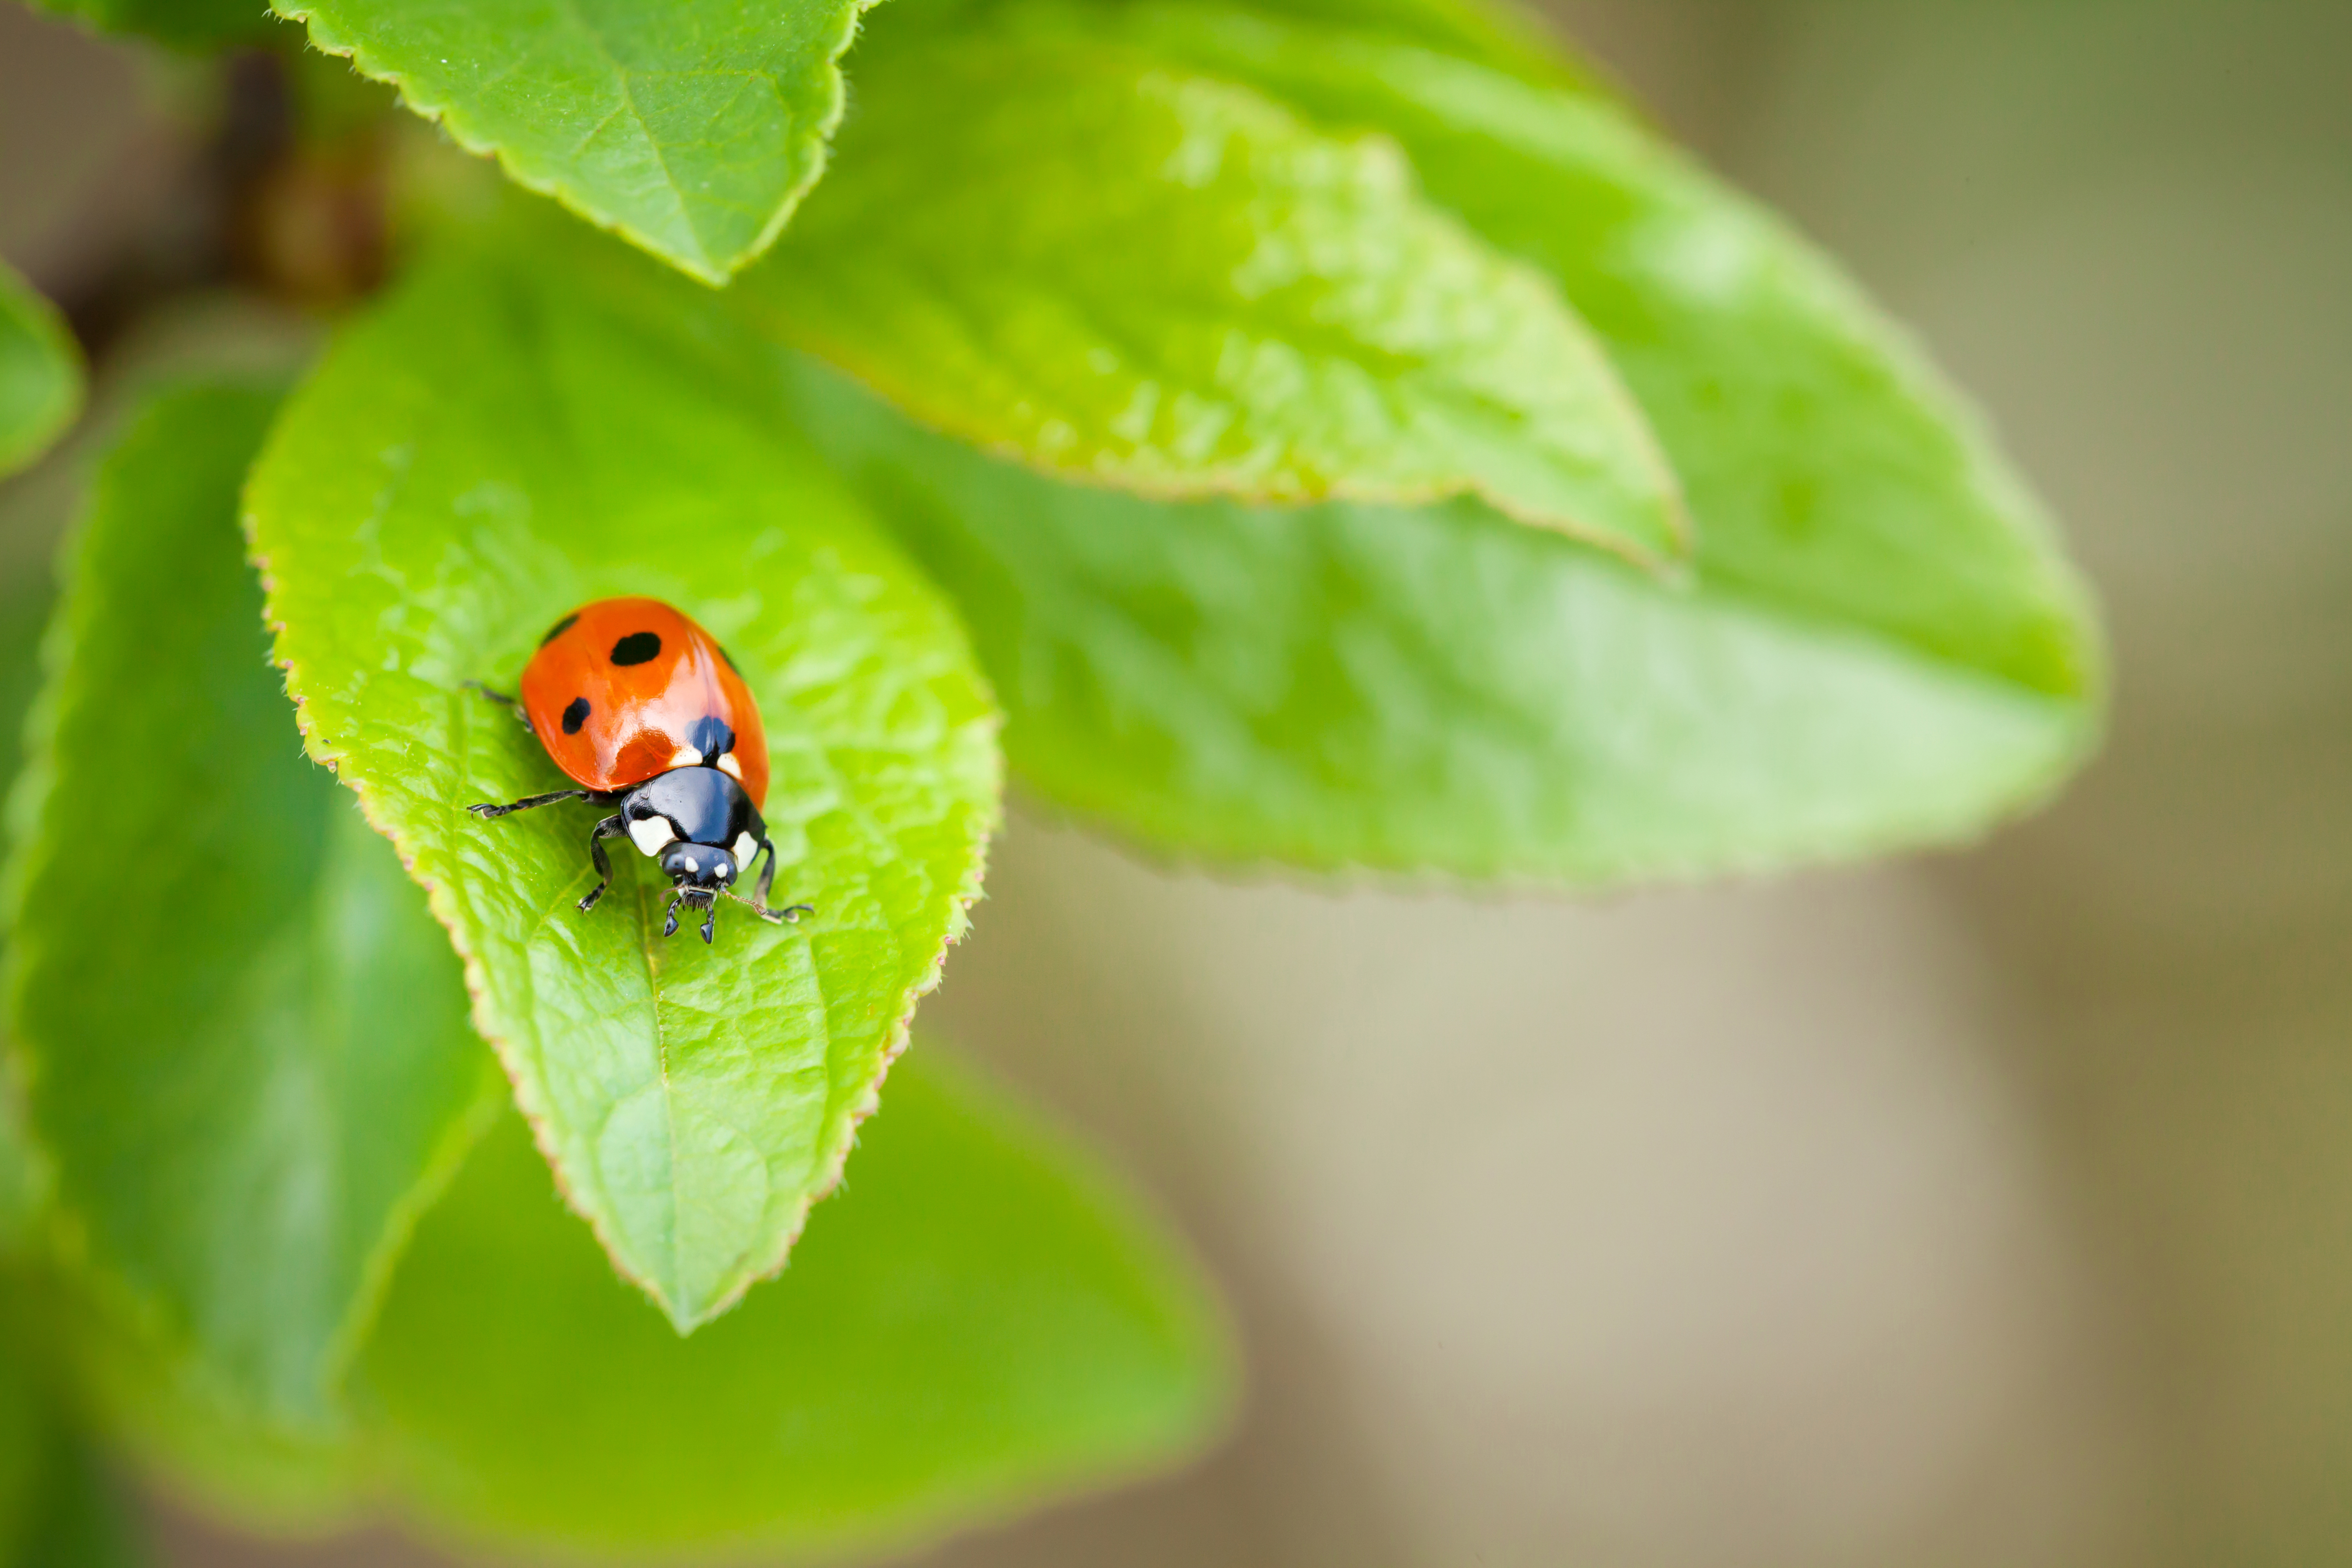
<box><xmin>658</xmin><ymin>841</ymin><xmax>737</xmax><ymax>891</ymax></box>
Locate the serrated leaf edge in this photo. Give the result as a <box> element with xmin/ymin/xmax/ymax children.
<box><xmin>242</xmin><ymin>524</ymin><xmax>1002</xmax><ymax>1333</ymax></box>
<box><xmin>0</xmin><ymin>377</ymin><xmax>500</xmax><ymax>1456</ymax></box>
<box><xmin>776</xmin><ymin>303</ymin><xmax>1696</xmax><ymax>574</ymax></box>
<box><xmin>270</xmin><ymin>0</ymin><xmax>889</xmax><ymax>285</ymax></box>
<box><xmin>750</xmin><ymin>34</ymin><xmax>1693</xmax><ymax>567</ymax></box>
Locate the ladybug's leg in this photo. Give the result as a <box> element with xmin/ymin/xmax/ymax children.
<box><xmin>461</xmin><ymin>680</ymin><xmax>530</xmax><ymax>725</ymax></box>
<box><xmin>699</xmin><ymin>892</ymin><xmax>718</xmax><ymax>946</ymax></box>
<box><xmin>660</xmin><ymin>886</ymin><xmax>689</xmax><ymax>939</ymax></box>
<box><xmin>578</xmin><ymin>814</ymin><xmax>628</xmax><ymax>913</ymax></box>
<box><xmin>468</xmin><ymin>788</ymin><xmax>592</xmax><ymax>820</ymax></box>
<box><xmin>749</xmin><ymin>839</ymin><xmax>812</xmax><ymax>925</ymax></box>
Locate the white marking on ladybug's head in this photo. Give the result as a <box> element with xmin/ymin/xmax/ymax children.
<box><xmin>732</xmin><ymin>831</ymin><xmax>757</xmax><ymax>866</ymax></box>
<box><xmin>628</xmin><ymin>815</ymin><xmax>678</xmax><ymax>857</ymax></box>
<box><xmin>716</xmin><ymin>752</ymin><xmax>744</xmax><ymax>782</ymax></box>
<box><xmin>668</xmin><ymin>744</ymin><xmax>704</xmax><ymax>769</ymax></box>
<box><xmin>658</xmin><ymin>842</ymin><xmax>730</xmax><ymax>888</ymax></box>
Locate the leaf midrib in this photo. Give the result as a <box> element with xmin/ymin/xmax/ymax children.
<box><xmin>552</xmin><ymin>0</ymin><xmax>707</xmax><ymax>272</ymax></box>
<box><xmin>630</xmin><ymin>869</ymin><xmax>689</xmax><ymax>1317</ymax></box>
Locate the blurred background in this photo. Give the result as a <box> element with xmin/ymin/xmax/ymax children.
<box><xmin>6</xmin><ymin>0</ymin><xmax>2350</xmax><ymax>1562</ymax></box>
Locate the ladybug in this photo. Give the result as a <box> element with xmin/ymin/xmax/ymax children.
<box><xmin>465</xmin><ymin>597</ymin><xmax>809</xmax><ymax>944</ymax></box>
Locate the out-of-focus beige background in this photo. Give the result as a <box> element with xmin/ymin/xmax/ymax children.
<box><xmin>8</xmin><ymin>0</ymin><xmax>2351</xmax><ymax>1563</ymax></box>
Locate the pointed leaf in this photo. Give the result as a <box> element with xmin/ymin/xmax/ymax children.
<box><xmin>789</xmin><ymin>356</ymin><xmax>2094</xmax><ymax>881</ymax></box>
<box><xmin>244</xmin><ymin>242</ymin><xmax>1001</xmax><ymax>1330</ymax></box>
<box><xmin>743</xmin><ymin>27</ymin><xmax>1687</xmax><ymax>566</ymax></box>
<box><xmin>769</xmin><ymin>2</ymin><xmax>2104</xmax><ymax>879</ymax></box>
<box><xmin>0</xmin><ymin>265</ymin><xmax>81</xmax><ymax>481</ymax></box>
<box><xmin>358</xmin><ymin>1050</ymin><xmax>1234</xmax><ymax>1560</ymax></box>
<box><xmin>1065</xmin><ymin>3</ymin><xmax>2102</xmax><ymax>699</ymax></box>
<box><xmin>5</xmin><ymin>382</ymin><xmax>505</xmax><ymax>1438</ymax></box>
<box><xmin>272</xmin><ymin>0</ymin><xmax>874</xmax><ymax>281</ymax></box>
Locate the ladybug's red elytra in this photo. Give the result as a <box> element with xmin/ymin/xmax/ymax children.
<box><xmin>465</xmin><ymin>597</ymin><xmax>809</xmax><ymax>944</ymax></box>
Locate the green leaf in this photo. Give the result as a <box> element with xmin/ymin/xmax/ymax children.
<box><xmin>1060</xmin><ymin>3</ymin><xmax>2103</xmax><ymax>701</ymax></box>
<box><xmin>892</xmin><ymin>0</ymin><xmax>1581</xmax><ymax>84</ymax></box>
<box><xmin>244</xmin><ymin>241</ymin><xmax>1001</xmax><ymax>1331</ymax></box>
<box><xmin>23</xmin><ymin>0</ymin><xmax>282</xmax><ymax>50</ymax></box>
<box><xmin>0</xmin><ymin>1080</ymin><xmax>43</xmax><ymax>1263</ymax></box>
<box><xmin>0</xmin><ymin>265</ymin><xmax>81</xmax><ymax>481</ymax></box>
<box><xmin>9</xmin><ymin>1432</ymin><xmax>147</xmax><ymax>1568</ymax></box>
<box><xmin>0</xmin><ymin>1321</ymin><xmax>147</xmax><ymax>1568</ymax></box>
<box><xmin>1158</xmin><ymin>0</ymin><xmax>1582</xmax><ymax>84</ymax></box>
<box><xmin>788</xmin><ymin>356</ymin><xmax>2095</xmax><ymax>881</ymax></box>
<box><xmin>51</xmin><ymin>1273</ymin><xmax>364</xmax><ymax>1528</ymax></box>
<box><xmin>0</xmin><ymin>580</ymin><xmax>57</xmax><ymax>1258</ymax></box>
<box><xmin>271</xmin><ymin>0</ymin><xmax>873</xmax><ymax>283</ymax></box>
<box><xmin>0</xmin><ymin>581</ymin><xmax>53</xmax><ymax>827</ymax></box>
<box><xmin>357</xmin><ymin>1049</ymin><xmax>1233</xmax><ymax>1559</ymax></box>
<box><xmin>769</xmin><ymin>3</ymin><xmax>2104</xmax><ymax>879</ymax></box>
<box><xmin>6</xmin><ymin>382</ymin><xmax>506</xmax><ymax>1438</ymax></box>
<box><xmin>744</xmin><ymin>27</ymin><xmax>1687</xmax><ymax>567</ymax></box>
<box><xmin>0</xmin><ymin>1334</ymin><xmax>40</xmax><ymax>1557</ymax></box>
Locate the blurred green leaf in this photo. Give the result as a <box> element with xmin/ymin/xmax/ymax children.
<box><xmin>1212</xmin><ymin>0</ymin><xmax>1575</xmax><ymax>81</ymax></box>
<box><xmin>23</xmin><ymin>0</ymin><xmax>279</xmax><ymax>50</ymax></box>
<box><xmin>6</xmin><ymin>383</ymin><xmax>505</xmax><ymax>1441</ymax></box>
<box><xmin>0</xmin><ymin>265</ymin><xmax>81</xmax><ymax>482</ymax></box>
<box><xmin>747</xmin><ymin>28</ymin><xmax>1687</xmax><ymax>567</ymax></box>
<box><xmin>0</xmin><ymin>1074</ymin><xmax>41</xmax><ymax>1262</ymax></box>
<box><xmin>359</xmin><ymin>1050</ymin><xmax>1234</xmax><ymax>1560</ymax></box>
<box><xmin>244</xmin><ymin>243</ymin><xmax>1001</xmax><ymax>1331</ymax></box>
<box><xmin>11</xmin><ymin>1432</ymin><xmax>146</xmax><ymax>1568</ymax></box>
<box><xmin>273</xmin><ymin>0</ymin><xmax>872</xmax><ymax>282</ymax></box>
<box><xmin>894</xmin><ymin>0</ymin><xmax>1581</xmax><ymax>85</ymax></box>
<box><xmin>0</xmin><ymin>1324</ymin><xmax>146</xmax><ymax>1567</ymax></box>
<box><xmin>1077</xmin><ymin>3</ymin><xmax>2102</xmax><ymax>701</ymax></box>
<box><xmin>0</xmin><ymin>1335</ymin><xmax>39</xmax><ymax>1556</ymax></box>
<box><xmin>0</xmin><ymin>579</ymin><xmax>57</xmax><ymax>1257</ymax></box>
<box><xmin>0</xmin><ymin>580</ymin><xmax>53</xmax><ymax>816</ymax></box>
<box><xmin>790</xmin><ymin>357</ymin><xmax>2093</xmax><ymax>881</ymax></box>
<box><xmin>50</xmin><ymin>1256</ymin><xmax>364</xmax><ymax>1527</ymax></box>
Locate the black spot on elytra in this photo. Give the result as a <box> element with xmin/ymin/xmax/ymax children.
<box><xmin>561</xmin><ymin>697</ymin><xmax>591</xmax><ymax>735</ymax></box>
<box><xmin>540</xmin><ymin>612</ymin><xmax>579</xmax><ymax>646</ymax></box>
<box><xmin>610</xmin><ymin>631</ymin><xmax>662</xmax><ymax>666</ymax></box>
<box><xmin>686</xmin><ymin>715</ymin><xmax>735</xmax><ymax>760</ymax></box>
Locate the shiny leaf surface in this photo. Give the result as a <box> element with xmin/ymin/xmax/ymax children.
<box><xmin>1080</xmin><ymin>3</ymin><xmax>2102</xmax><ymax>699</ymax></box>
<box><xmin>6</xmin><ymin>382</ymin><xmax>504</xmax><ymax>1435</ymax></box>
<box><xmin>748</xmin><ymin>26</ymin><xmax>1686</xmax><ymax>565</ymax></box>
<box><xmin>245</xmin><ymin>244</ymin><xmax>1000</xmax><ymax>1330</ymax></box>
<box><xmin>273</xmin><ymin>0</ymin><xmax>872</xmax><ymax>281</ymax></box>
<box><xmin>791</xmin><ymin>357</ymin><xmax>2095</xmax><ymax>882</ymax></box>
